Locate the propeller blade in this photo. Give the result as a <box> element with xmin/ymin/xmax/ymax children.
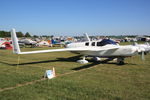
<box><xmin>141</xmin><ymin>51</ymin><xmax>145</xmax><ymax>60</ymax></box>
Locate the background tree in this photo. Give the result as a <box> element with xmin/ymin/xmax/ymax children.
<box><xmin>25</xmin><ymin>32</ymin><xmax>31</xmax><ymax>37</ymax></box>
<box><xmin>0</xmin><ymin>31</ymin><xmax>11</xmax><ymax>37</ymax></box>
<box><xmin>16</xmin><ymin>32</ymin><xmax>24</xmax><ymax>37</ymax></box>
<box><xmin>33</xmin><ymin>35</ymin><xmax>38</xmax><ymax>38</ymax></box>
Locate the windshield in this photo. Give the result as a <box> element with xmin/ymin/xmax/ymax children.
<box><xmin>97</xmin><ymin>39</ymin><xmax>117</xmax><ymax>46</ymax></box>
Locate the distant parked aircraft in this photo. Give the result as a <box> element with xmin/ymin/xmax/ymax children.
<box><xmin>18</xmin><ymin>38</ymin><xmax>37</xmax><ymax>48</ymax></box>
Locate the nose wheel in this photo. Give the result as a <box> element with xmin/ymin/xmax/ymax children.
<box><xmin>117</xmin><ymin>57</ymin><xmax>125</xmax><ymax>65</ymax></box>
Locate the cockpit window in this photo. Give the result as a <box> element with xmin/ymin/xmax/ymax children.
<box><xmin>97</xmin><ymin>42</ymin><xmax>102</xmax><ymax>46</ymax></box>
<box><xmin>97</xmin><ymin>39</ymin><xmax>116</xmax><ymax>46</ymax></box>
<box><xmin>91</xmin><ymin>42</ymin><xmax>95</xmax><ymax>46</ymax></box>
<box><xmin>85</xmin><ymin>42</ymin><xmax>89</xmax><ymax>46</ymax></box>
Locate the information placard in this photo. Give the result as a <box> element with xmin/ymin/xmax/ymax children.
<box><xmin>44</xmin><ymin>70</ymin><xmax>54</xmax><ymax>79</ymax></box>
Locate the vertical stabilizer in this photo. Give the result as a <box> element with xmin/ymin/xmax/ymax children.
<box><xmin>11</xmin><ymin>28</ymin><xmax>21</xmax><ymax>54</ymax></box>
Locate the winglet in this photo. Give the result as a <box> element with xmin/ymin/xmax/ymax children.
<box><xmin>11</xmin><ymin>28</ymin><xmax>21</xmax><ymax>54</ymax></box>
<box><xmin>132</xmin><ymin>42</ymin><xmax>138</xmax><ymax>46</ymax></box>
<box><xmin>145</xmin><ymin>42</ymin><xmax>150</xmax><ymax>46</ymax></box>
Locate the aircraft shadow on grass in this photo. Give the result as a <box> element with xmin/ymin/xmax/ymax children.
<box><xmin>0</xmin><ymin>55</ymin><xmax>82</xmax><ymax>66</ymax></box>
<box><xmin>71</xmin><ymin>58</ymin><xmax>126</xmax><ymax>71</ymax></box>
<box><xmin>0</xmin><ymin>55</ymin><xmax>137</xmax><ymax>71</ymax></box>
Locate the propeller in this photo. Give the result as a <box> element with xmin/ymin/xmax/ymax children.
<box><xmin>141</xmin><ymin>51</ymin><xmax>145</xmax><ymax>60</ymax></box>
<box><xmin>134</xmin><ymin>46</ymin><xmax>145</xmax><ymax>61</ymax></box>
<box><xmin>132</xmin><ymin>42</ymin><xmax>147</xmax><ymax>61</ymax></box>
<box><xmin>138</xmin><ymin>47</ymin><xmax>145</xmax><ymax>61</ymax></box>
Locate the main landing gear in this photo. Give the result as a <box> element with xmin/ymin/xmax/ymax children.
<box><xmin>117</xmin><ymin>57</ymin><xmax>125</xmax><ymax>65</ymax></box>
<box><xmin>77</xmin><ymin>56</ymin><xmax>101</xmax><ymax>64</ymax></box>
<box><xmin>77</xmin><ymin>56</ymin><xmax>125</xmax><ymax>65</ymax></box>
<box><xmin>77</xmin><ymin>56</ymin><xmax>89</xmax><ymax>64</ymax></box>
<box><xmin>92</xmin><ymin>57</ymin><xmax>101</xmax><ymax>61</ymax></box>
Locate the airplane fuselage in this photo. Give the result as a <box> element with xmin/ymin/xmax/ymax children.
<box><xmin>66</xmin><ymin>41</ymin><xmax>138</xmax><ymax>57</ymax></box>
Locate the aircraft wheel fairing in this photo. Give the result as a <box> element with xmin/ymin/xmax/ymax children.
<box><xmin>77</xmin><ymin>60</ymin><xmax>89</xmax><ymax>64</ymax></box>
<box><xmin>92</xmin><ymin>57</ymin><xmax>101</xmax><ymax>61</ymax></box>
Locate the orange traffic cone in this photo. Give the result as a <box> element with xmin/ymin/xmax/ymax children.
<box><xmin>53</xmin><ymin>67</ymin><xmax>56</xmax><ymax>77</ymax></box>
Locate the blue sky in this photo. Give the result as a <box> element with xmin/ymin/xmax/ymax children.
<box><xmin>0</xmin><ymin>0</ymin><xmax>150</xmax><ymax>36</ymax></box>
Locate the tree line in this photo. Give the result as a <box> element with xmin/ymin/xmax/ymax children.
<box><xmin>0</xmin><ymin>30</ymin><xmax>31</xmax><ymax>37</ymax></box>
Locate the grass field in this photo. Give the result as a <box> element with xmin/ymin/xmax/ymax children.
<box><xmin>0</xmin><ymin>45</ymin><xmax>150</xmax><ymax>100</ymax></box>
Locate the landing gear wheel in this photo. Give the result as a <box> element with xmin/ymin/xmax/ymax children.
<box><xmin>77</xmin><ymin>59</ymin><xmax>89</xmax><ymax>64</ymax></box>
<box><xmin>118</xmin><ymin>61</ymin><xmax>124</xmax><ymax>65</ymax></box>
<box><xmin>117</xmin><ymin>58</ymin><xmax>125</xmax><ymax>65</ymax></box>
<box><xmin>77</xmin><ymin>56</ymin><xmax>89</xmax><ymax>64</ymax></box>
<box><xmin>92</xmin><ymin>57</ymin><xmax>101</xmax><ymax>61</ymax></box>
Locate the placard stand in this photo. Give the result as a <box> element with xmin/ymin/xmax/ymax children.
<box><xmin>44</xmin><ymin>67</ymin><xmax>56</xmax><ymax>79</ymax></box>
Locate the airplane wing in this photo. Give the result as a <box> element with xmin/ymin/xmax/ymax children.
<box><xmin>11</xmin><ymin>29</ymin><xmax>119</xmax><ymax>55</ymax></box>
<box><xmin>19</xmin><ymin>47</ymin><xmax>119</xmax><ymax>54</ymax></box>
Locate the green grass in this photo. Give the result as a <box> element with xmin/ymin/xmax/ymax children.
<box><xmin>0</xmin><ymin>46</ymin><xmax>150</xmax><ymax>100</ymax></box>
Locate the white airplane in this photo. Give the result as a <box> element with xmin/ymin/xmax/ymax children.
<box><xmin>11</xmin><ymin>28</ymin><xmax>143</xmax><ymax>65</ymax></box>
<box><xmin>18</xmin><ymin>38</ymin><xmax>37</xmax><ymax>48</ymax></box>
<box><xmin>19</xmin><ymin>38</ymin><xmax>37</xmax><ymax>45</ymax></box>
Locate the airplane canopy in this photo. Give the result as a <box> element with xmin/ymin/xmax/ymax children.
<box><xmin>98</xmin><ymin>39</ymin><xmax>117</xmax><ymax>46</ymax></box>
